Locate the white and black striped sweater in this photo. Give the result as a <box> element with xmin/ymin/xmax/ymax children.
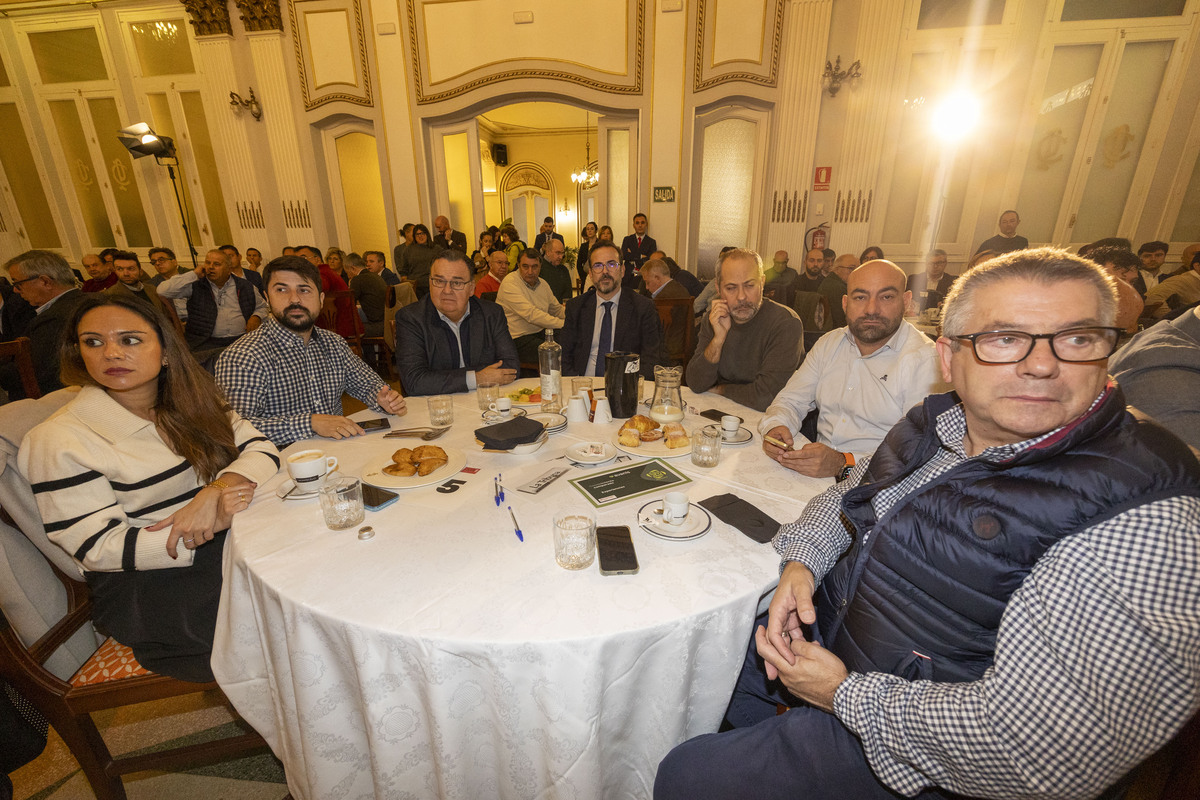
<box><xmin>18</xmin><ymin>385</ymin><xmax>280</xmax><ymax>573</ymax></box>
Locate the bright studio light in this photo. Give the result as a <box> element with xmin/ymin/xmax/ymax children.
<box><xmin>931</xmin><ymin>90</ymin><xmax>981</xmax><ymax>143</ymax></box>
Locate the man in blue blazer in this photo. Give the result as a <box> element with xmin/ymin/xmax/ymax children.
<box><xmin>395</xmin><ymin>250</ymin><xmax>519</xmax><ymax>395</ymax></box>
<box><xmin>560</xmin><ymin>242</ymin><xmax>665</xmax><ymax>379</ymax></box>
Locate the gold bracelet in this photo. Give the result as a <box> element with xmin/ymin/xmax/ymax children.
<box><xmin>208</xmin><ymin>478</ymin><xmax>230</xmax><ymax>490</ymax></box>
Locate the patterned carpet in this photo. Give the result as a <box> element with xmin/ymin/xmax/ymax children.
<box><xmin>11</xmin><ymin>690</ymin><xmax>289</xmax><ymax>800</ymax></box>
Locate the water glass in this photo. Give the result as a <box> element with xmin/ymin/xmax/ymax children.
<box><xmin>477</xmin><ymin>381</ymin><xmax>500</xmax><ymax>410</ymax></box>
<box><xmin>691</xmin><ymin>427</ymin><xmax>722</xmax><ymax>468</ymax></box>
<box><xmin>428</xmin><ymin>395</ymin><xmax>454</xmax><ymax>426</ymax></box>
<box><xmin>319</xmin><ymin>477</ymin><xmax>365</xmax><ymax>530</ymax></box>
<box><xmin>553</xmin><ymin>507</ymin><xmax>596</xmax><ymax>570</ymax></box>
<box><xmin>571</xmin><ymin>377</ymin><xmax>593</xmax><ymax>396</ymax></box>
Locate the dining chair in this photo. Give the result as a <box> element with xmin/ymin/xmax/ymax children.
<box><xmin>0</xmin><ymin>338</ymin><xmax>40</xmax><ymax>400</ymax></box>
<box><xmin>0</xmin><ymin>389</ymin><xmax>270</xmax><ymax>800</ymax></box>
<box><xmin>320</xmin><ymin>290</ymin><xmax>365</xmax><ymax>355</ymax></box>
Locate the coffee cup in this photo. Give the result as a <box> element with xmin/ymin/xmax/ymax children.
<box><xmin>287</xmin><ymin>449</ymin><xmax>338</xmax><ymax>490</ymax></box>
<box><xmin>721</xmin><ymin>415</ymin><xmax>740</xmax><ymax>440</ymax></box>
<box><xmin>592</xmin><ymin>397</ymin><xmax>613</xmax><ymax>424</ymax></box>
<box><xmin>662</xmin><ymin>491</ymin><xmax>690</xmax><ymax>527</ymax></box>
<box><xmin>488</xmin><ymin>397</ymin><xmax>513</xmax><ymax>417</ymax></box>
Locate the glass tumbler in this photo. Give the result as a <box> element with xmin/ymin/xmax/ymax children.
<box><xmin>427</xmin><ymin>395</ymin><xmax>454</xmax><ymax>426</ymax></box>
<box><xmin>553</xmin><ymin>507</ymin><xmax>596</xmax><ymax>570</ymax></box>
<box><xmin>319</xmin><ymin>477</ymin><xmax>366</xmax><ymax>530</ymax></box>
<box><xmin>477</xmin><ymin>381</ymin><xmax>500</xmax><ymax>410</ymax></box>
<box><xmin>690</xmin><ymin>427</ymin><xmax>722</xmax><ymax>468</ymax></box>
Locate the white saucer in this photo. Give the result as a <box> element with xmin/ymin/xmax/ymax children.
<box><xmin>481</xmin><ymin>408</ymin><xmax>528</xmax><ymax>423</ymax></box>
<box><xmin>527</xmin><ymin>412</ymin><xmax>568</xmax><ymax>433</ymax></box>
<box><xmin>636</xmin><ymin>500</ymin><xmax>713</xmax><ymax>541</ymax></box>
<box><xmin>703</xmin><ymin>424</ymin><xmax>753</xmax><ymax>446</ymax></box>
<box><xmin>277</xmin><ymin>471</ymin><xmax>343</xmax><ymax>501</ymax></box>
<box><xmin>567</xmin><ymin>441</ymin><xmax>617</xmax><ymax>465</ymax></box>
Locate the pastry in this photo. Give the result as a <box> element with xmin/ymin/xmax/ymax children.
<box><xmin>639</xmin><ymin>428</ymin><xmax>664</xmax><ymax>442</ymax></box>
<box><xmin>412</xmin><ymin>445</ymin><xmax>448</xmax><ymax>462</ymax></box>
<box><xmin>383</xmin><ymin>462</ymin><xmax>417</xmax><ymax>477</ymax></box>
<box><xmin>662</xmin><ymin>423</ymin><xmax>690</xmax><ymax>449</ymax></box>
<box><xmin>624</xmin><ymin>414</ymin><xmax>658</xmax><ymax>434</ymax></box>
<box><xmin>618</xmin><ymin>428</ymin><xmax>641</xmax><ymax>448</ymax></box>
<box><xmin>417</xmin><ymin>458</ymin><xmax>448</xmax><ymax>476</ymax></box>
<box><xmin>391</xmin><ymin>448</ymin><xmax>414</xmax><ymax>464</ymax></box>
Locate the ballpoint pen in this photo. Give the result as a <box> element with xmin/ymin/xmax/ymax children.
<box><xmin>494</xmin><ymin>475</ymin><xmax>500</xmax><ymax>506</ymax></box>
<box><xmin>507</xmin><ymin>505</ymin><xmax>523</xmax><ymax>542</ymax></box>
<box><xmin>498</xmin><ymin>473</ymin><xmax>505</xmax><ymax>502</ymax></box>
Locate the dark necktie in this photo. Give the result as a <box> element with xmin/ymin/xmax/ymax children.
<box><xmin>596</xmin><ymin>301</ymin><xmax>613</xmax><ymax>376</ymax></box>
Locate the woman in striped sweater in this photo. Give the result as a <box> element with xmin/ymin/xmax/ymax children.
<box><xmin>18</xmin><ymin>294</ymin><xmax>279</xmax><ymax>682</ymax></box>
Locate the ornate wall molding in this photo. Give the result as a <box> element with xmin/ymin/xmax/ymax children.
<box><xmin>693</xmin><ymin>0</ymin><xmax>785</xmax><ymax>92</ymax></box>
<box><xmin>235</xmin><ymin>0</ymin><xmax>283</xmax><ymax>32</ymax></box>
<box><xmin>181</xmin><ymin>0</ymin><xmax>233</xmax><ymax>36</ymax></box>
<box><xmin>288</xmin><ymin>0</ymin><xmax>373</xmax><ymax>109</ymax></box>
<box><xmin>406</xmin><ymin>0</ymin><xmax>645</xmax><ymax>104</ymax></box>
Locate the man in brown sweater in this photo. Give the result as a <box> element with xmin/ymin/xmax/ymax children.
<box><xmin>686</xmin><ymin>249</ymin><xmax>805</xmax><ymax>412</ymax></box>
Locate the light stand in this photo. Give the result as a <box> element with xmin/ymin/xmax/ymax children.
<box><xmin>117</xmin><ymin>123</ymin><xmax>198</xmax><ymax>268</ymax></box>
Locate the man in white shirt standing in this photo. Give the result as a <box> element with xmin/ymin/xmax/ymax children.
<box><xmin>760</xmin><ymin>260</ymin><xmax>943</xmax><ymax>479</ymax></box>
<box><xmin>496</xmin><ymin>247</ymin><xmax>565</xmax><ymax>363</ymax></box>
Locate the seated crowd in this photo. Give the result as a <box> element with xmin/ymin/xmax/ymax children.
<box><xmin>1</xmin><ymin>205</ymin><xmax>1197</xmax><ymax>800</ymax></box>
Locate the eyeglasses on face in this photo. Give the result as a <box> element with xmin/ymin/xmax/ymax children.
<box><xmin>10</xmin><ymin>274</ymin><xmax>42</xmax><ymax>288</ymax></box>
<box><xmin>590</xmin><ymin>261</ymin><xmax>621</xmax><ymax>272</ymax></box>
<box><xmin>952</xmin><ymin>327</ymin><xmax>1122</xmax><ymax>364</ymax></box>
<box><xmin>430</xmin><ymin>276</ymin><xmax>471</xmax><ymax>291</ymax></box>
<box><xmin>149</xmin><ymin>257</ymin><xmax>172</xmax><ymax>265</ymax></box>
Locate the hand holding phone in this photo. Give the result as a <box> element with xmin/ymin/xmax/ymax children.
<box><xmin>359</xmin><ymin>418</ymin><xmax>392</xmax><ymax>433</ymax></box>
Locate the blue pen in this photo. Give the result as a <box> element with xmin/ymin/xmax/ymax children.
<box><xmin>507</xmin><ymin>506</ymin><xmax>523</xmax><ymax>542</ymax></box>
<box><xmin>494</xmin><ymin>476</ymin><xmax>500</xmax><ymax>506</ymax></box>
<box><xmin>498</xmin><ymin>473</ymin><xmax>505</xmax><ymax>502</ymax></box>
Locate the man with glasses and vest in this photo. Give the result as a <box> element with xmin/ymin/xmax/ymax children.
<box><xmin>158</xmin><ymin>248</ymin><xmax>267</xmax><ymax>366</ymax></box>
<box><xmin>559</xmin><ymin>241</ymin><xmax>664</xmax><ymax>379</ymax></box>
<box><xmin>656</xmin><ymin>248</ymin><xmax>1200</xmax><ymax>800</ymax></box>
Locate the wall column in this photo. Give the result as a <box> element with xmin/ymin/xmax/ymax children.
<box><xmin>647</xmin><ymin>1</ymin><xmax>688</xmax><ymax>257</ymax></box>
<box><xmin>766</xmin><ymin>0</ymin><xmax>833</xmax><ymax>259</ymax></box>
<box><xmin>826</xmin><ymin>0</ymin><xmax>906</xmax><ymax>257</ymax></box>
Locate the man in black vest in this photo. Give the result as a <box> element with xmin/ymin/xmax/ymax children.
<box><xmin>656</xmin><ymin>248</ymin><xmax>1200</xmax><ymax>800</ymax></box>
<box><xmin>158</xmin><ymin>248</ymin><xmax>266</xmax><ymax>366</ymax></box>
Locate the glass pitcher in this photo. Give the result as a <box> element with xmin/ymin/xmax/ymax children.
<box><xmin>648</xmin><ymin>365</ymin><xmax>685</xmax><ymax>424</ymax></box>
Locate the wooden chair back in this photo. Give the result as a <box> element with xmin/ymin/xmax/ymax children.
<box><xmin>653</xmin><ymin>296</ymin><xmax>696</xmax><ymax>366</ymax></box>
<box><xmin>321</xmin><ymin>290</ymin><xmax>364</xmax><ymax>353</ymax></box>
<box><xmin>0</xmin><ymin>337</ymin><xmax>40</xmax><ymax>399</ymax></box>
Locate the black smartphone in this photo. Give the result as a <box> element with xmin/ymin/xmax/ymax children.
<box><xmin>361</xmin><ymin>483</ymin><xmax>399</xmax><ymax>511</ymax></box>
<box><xmin>700</xmin><ymin>409</ymin><xmax>742</xmax><ymax>424</ymax></box>
<box><xmin>597</xmin><ymin>525</ymin><xmax>639</xmax><ymax>575</ymax></box>
<box><xmin>359</xmin><ymin>417</ymin><xmax>392</xmax><ymax>433</ymax></box>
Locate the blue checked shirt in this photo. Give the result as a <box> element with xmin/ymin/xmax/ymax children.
<box><xmin>774</xmin><ymin>399</ymin><xmax>1200</xmax><ymax>798</ymax></box>
<box><xmin>215</xmin><ymin>314</ymin><xmax>388</xmax><ymax>447</ymax></box>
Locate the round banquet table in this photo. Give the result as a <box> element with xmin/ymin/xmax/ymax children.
<box><xmin>211</xmin><ymin>386</ymin><xmax>831</xmax><ymax>799</ymax></box>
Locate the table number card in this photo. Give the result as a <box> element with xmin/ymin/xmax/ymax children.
<box><xmin>569</xmin><ymin>458</ymin><xmax>691</xmax><ymax>508</ymax></box>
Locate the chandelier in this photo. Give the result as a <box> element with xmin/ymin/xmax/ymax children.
<box><xmin>571</xmin><ymin>111</ymin><xmax>599</xmax><ymax>188</ymax></box>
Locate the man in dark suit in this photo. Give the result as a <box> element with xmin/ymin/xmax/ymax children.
<box><xmin>642</xmin><ymin>258</ymin><xmax>692</xmax><ymax>365</ymax></box>
<box><xmin>0</xmin><ymin>279</ymin><xmax>35</xmax><ymax>342</ymax></box>
<box><xmin>395</xmin><ymin>250</ymin><xmax>519</xmax><ymax>396</ymax></box>
<box><xmin>1</xmin><ymin>250</ymin><xmax>87</xmax><ymax>398</ymax></box>
<box><xmin>560</xmin><ymin>242</ymin><xmax>664</xmax><ymax>378</ymax></box>
<box><xmin>905</xmin><ymin>249</ymin><xmax>959</xmax><ymax>312</ymax></box>
<box><xmin>433</xmin><ymin>215</ymin><xmax>468</xmax><ymax>254</ymax></box>
<box><xmin>533</xmin><ymin>216</ymin><xmax>565</xmax><ymax>251</ymax></box>
<box><xmin>106</xmin><ymin>252</ymin><xmax>168</xmax><ymax>314</ymax></box>
<box><xmin>620</xmin><ymin>213</ymin><xmax>657</xmax><ymax>290</ymax></box>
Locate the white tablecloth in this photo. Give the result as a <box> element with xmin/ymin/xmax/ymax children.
<box><xmin>212</xmin><ymin>389</ymin><xmax>830</xmax><ymax>799</ymax></box>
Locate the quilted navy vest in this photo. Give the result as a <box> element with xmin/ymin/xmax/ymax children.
<box><xmin>815</xmin><ymin>387</ymin><xmax>1200</xmax><ymax>684</ymax></box>
<box><xmin>185</xmin><ymin>275</ymin><xmax>257</xmax><ymax>348</ymax></box>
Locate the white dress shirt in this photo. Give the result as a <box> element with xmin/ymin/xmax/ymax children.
<box><xmin>759</xmin><ymin>321</ymin><xmax>945</xmax><ymax>460</ymax></box>
<box><xmin>584</xmin><ymin>291</ymin><xmax>622</xmax><ymax>376</ymax></box>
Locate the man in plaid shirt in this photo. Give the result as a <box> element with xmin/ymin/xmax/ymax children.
<box><xmin>656</xmin><ymin>249</ymin><xmax>1200</xmax><ymax>799</ymax></box>
<box><xmin>216</xmin><ymin>256</ymin><xmax>406</xmax><ymax>448</ymax></box>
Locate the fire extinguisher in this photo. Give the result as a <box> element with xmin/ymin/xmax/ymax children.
<box><xmin>806</xmin><ymin>222</ymin><xmax>829</xmax><ymax>252</ymax></box>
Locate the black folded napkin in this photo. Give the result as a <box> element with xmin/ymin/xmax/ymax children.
<box><xmin>475</xmin><ymin>415</ymin><xmax>546</xmax><ymax>450</ymax></box>
<box><xmin>699</xmin><ymin>493</ymin><xmax>781</xmax><ymax>543</ymax></box>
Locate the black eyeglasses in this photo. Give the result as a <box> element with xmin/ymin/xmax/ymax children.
<box><xmin>953</xmin><ymin>327</ymin><xmax>1122</xmax><ymax>364</ymax></box>
<box><xmin>429</xmin><ymin>276</ymin><xmax>471</xmax><ymax>291</ymax></box>
<box><xmin>10</xmin><ymin>275</ymin><xmax>42</xmax><ymax>288</ymax></box>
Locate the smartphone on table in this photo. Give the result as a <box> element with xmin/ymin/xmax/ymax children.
<box><xmin>361</xmin><ymin>483</ymin><xmax>399</xmax><ymax>511</ymax></box>
<box><xmin>359</xmin><ymin>417</ymin><xmax>392</xmax><ymax>433</ymax></box>
<box><xmin>699</xmin><ymin>409</ymin><xmax>742</xmax><ymax>424</ymax></box>
<box><xmin>597</xmin><ymin>525</ymin><xmax>639</xmax><ymax>575</ymax></box>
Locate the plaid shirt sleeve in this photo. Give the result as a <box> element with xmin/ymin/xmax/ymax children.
<box><xmin>215</xmin><ymin>344</ymin><xmax>318</xmax><ymax>446</ymax></box>
<box><xmin>772</xmin><ymin>457</ymin><xmax>870</xmax><ymax>580</ymax></box>
<box><xmin>833</xmin><ymin>495</ymin><xmax>1200</xmax><ymax>799</ymax></box>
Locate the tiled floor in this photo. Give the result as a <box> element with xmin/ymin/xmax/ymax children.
<box><xmin>11</xmin><ymin>690</ymin><xmax>289</xmax><ymax>800</ymax></box>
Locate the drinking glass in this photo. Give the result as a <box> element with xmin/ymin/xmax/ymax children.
<box><xmin>319</xmin><ymin>477</ymin><xmax>365</xmax><ymax>530</ymax></box>
<box><xmin>477</xmin><ymin>381</ymin><xmax>500</xmax><ymax>410</ymax></box>
<box><xmin>691</xmin><ymin>428</ymin><xmax>722</xmax><ymax>468</ymax></box>
<box><xmin>571</xmin><ymin>377</ymin><xmax>593</xmax><ymax>395</ymax></box>
<box><xmin>428</xmin><ymin>395</ymin><xmax>454</xmax><ymax>426</ymax></box>
<box><xmin>553</xmin><ymin>507</ymin><xmax>596</xmax><ymax>570</ymax></box>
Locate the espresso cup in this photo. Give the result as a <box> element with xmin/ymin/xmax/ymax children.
<box><xmin>287</xmin><ymin>449</ymin><xmax>338</xmax><ymax>490</ymax></box>
<box><xmin>662</xmin><ymin>491</ymin><xmax>690</xmax><ymax>527</ymax></box>
<box><xmin>721</xmin><ymin>415</ymin><xmax>740</xmax><ymax>440</ymax></box>
<box><xmin>488</xmin><ymin>397</ymin><xmax>513</xmax><ymax>417</ymax></box>
<box><xmin>565</xmin><ymin>396</ymin><xmax>589</xmax><ymax>423</ymax></box>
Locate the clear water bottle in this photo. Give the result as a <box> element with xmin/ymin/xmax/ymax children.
<box><xmin>539</xmin><ymin>329</ymin><xmax>562</xmax><ymax>412</ymax></box>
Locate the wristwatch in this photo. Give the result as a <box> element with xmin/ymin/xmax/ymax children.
<box><xmin>838</xmin><ymin>452</ymin><xmax>855</xmax><ymax>482</ymax></box>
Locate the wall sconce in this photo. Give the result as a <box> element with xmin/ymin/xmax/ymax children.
<box><xmin>229</xmin><ymin>88</ymin><xmax>263</xmax><ymax>121</ymax></box>
<box><xmin>822</xmin><ymin>56</ymin><xmax>861</xmax><ymax>98</ymax></box>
